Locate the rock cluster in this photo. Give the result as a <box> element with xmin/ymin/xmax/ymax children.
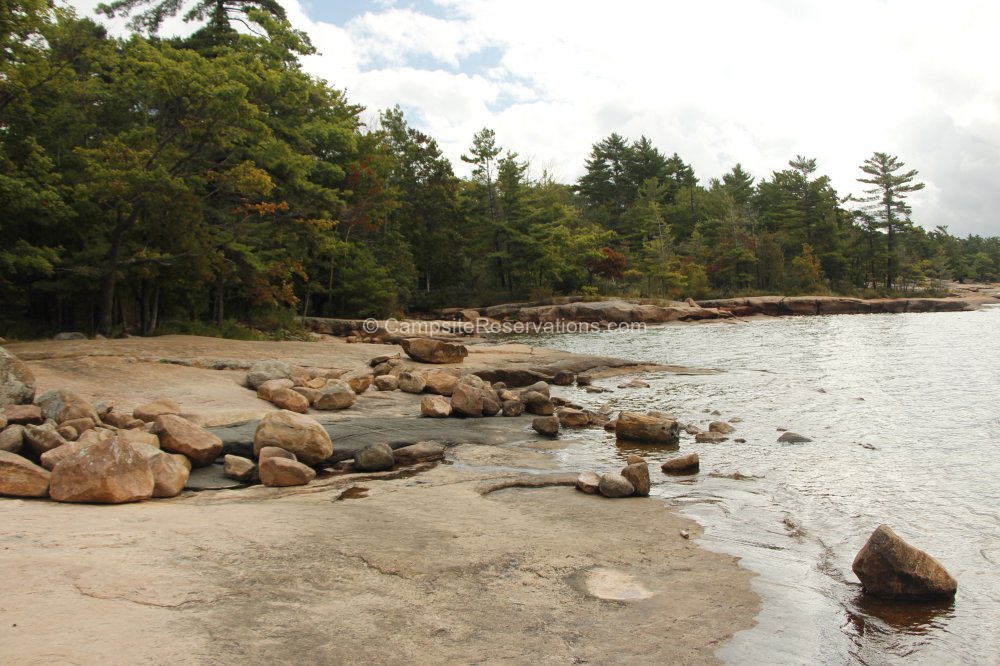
<box><xmin>576</xmin><ymin>457</ymin><xmax>652</xmax><ymax>499</ymax></box>
<box><xmin>243</xmin><ymin>360</ymin><xmax>371</xmax><ymax>413</ymax></box>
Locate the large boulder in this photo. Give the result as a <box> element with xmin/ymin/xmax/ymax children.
<box><xmin>532</xmin><ymin>415</ymin><xmax>560</xmax><ymax>437</ymax></box>
<box><xmin>399</xmin><ymin>338</ymin><xmax>468</xmax><ymax>364</ymax></box>
<box><xmin>259</xmin><ymin>457</ymin><xmax>316</xmax><ymax>487</ymax></box>
<box><xmin>132</xmin><ymin>398</ymin><xmax>181</xmax><ymax>423</ymax></box>
<box><xmin>450</xmin><ymin>378</ymin><xmax>487</xmax><ymax>418</ymax></box>
<box><xmin>621</xmin><ymin>462</ymin><xmax>651</xmax><ymax>497</ymax></box>
<box><xmin>0</xmin><ymin>347</ymin><xmax>36</xmax><ymax>407</ymax></box>
<box><xmin>615</xmin><ymin>412</ymin><xmax>680</xmax><ymax>445</ymax></box>
<box><xmin>269</xmin><ymin>388</ymin><xmax>310</xmax><ymax>414</ymax></box>
<box><xmin>48</xmin><ymin>436</ymin><xmax>155</xmax><ymax>504</ymax></box>
<box><xmin>246</xmin><ymin>360</ymin><xmax>292</xmax><ymax>389</ymax></box>
<box><xmin>420</xmin><ymin>395</ymin><xmax>452</xmax><ymax>418</ymax></box>
<box><xmin>36</xmin><ymin>389</ymin><xmax>99</xmax><ymax>425</ymax></box>
<box><xmin>312</xmin><ymin>380</ymin><xmax>356</xmax><ymax>410</ymax></box>
<box><xmin>256</xmin><ymin>380</ymin><xmax>294</xmax><ymax>403</ymax></box>
<box><xmin>153</xmin><ymin>414</ymin><xmax>224</xmax><ymax>467</ymax></box>
<box><xmin>0</xmin><ymin>450</ymin><xmax>50</xmax><ymax>497</ymax></box>
<box><xmin>422</xmin><ymin>369</ymin><xmax>460</xmax><ymax>396</ymax></box>
<box><xmin>253</xmin><ymin>410</ymin><xmax>333</xmax><ymax>465</ymax></box>
<box><xmin>354</xmin><ymin>442</ymin><xmax>394</xmax><ymax>472</ymax></box>
<box><xmin>851</xmin><ymin>525</ymin><xmax>958</xmax><ymax>601</ymax></box>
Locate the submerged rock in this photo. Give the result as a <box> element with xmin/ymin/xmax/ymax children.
<box><xmin>852</xmin><ymin>524</ymin><xmax>958</xmax><ymax>601</ymax></box>
<box><xmin>778</xmin><ymin>432</ymin><xmax>812</xmax><ymax>443</ymax></box>
<box><xmin>695</xmin><ymin>431</ymin><xmax>728</xmax><ymax>443</ymax></box>
<box><xmin>709</xmin><ymin>421</ymin><xmax>736</xmax><ymax>434</ymax></box>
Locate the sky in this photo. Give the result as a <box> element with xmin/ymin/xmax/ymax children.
<box><xmin>69</xmin><ymin>0</ymin><xmax>1000</xmax><ymax>237</ymax></box>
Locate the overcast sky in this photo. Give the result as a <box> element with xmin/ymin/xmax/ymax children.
<box><xmin>70</xmin><ymin>0</ymin><xmax>1000</xmax><ymax>237</ymax></box>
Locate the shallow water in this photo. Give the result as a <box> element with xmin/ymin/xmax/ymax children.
<box><xmin>509</xmin><ymin>306</ymin><xmax>1000</xmax><ymax>664</ymax></box>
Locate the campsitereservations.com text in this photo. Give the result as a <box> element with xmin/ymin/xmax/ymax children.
<box><xmin>363</xmin><ymin>318</ymin><xmax>647</xmax><ymax>336</ymax></box>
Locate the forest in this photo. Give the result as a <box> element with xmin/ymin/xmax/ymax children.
<box><xmin>3</xmin><ymin>1</ymin><xmax>999</xmax><ymax>337</ymax></box>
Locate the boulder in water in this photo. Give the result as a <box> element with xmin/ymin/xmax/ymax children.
<box><xmin>852</xmin><ymin>524</ymin><xmax>957</xmax><ymax>601</ymax></box>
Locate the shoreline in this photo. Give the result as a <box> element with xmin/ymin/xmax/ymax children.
<box><xmin>0</xmin><ymin>335</ymin><xmax>759</xmax><ymax>664</ymax></box>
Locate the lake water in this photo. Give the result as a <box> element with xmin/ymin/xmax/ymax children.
<box><xmin>510</xmin><ymin>306</ymin><xmax>1000</xmax><ymax>664</ymax></box>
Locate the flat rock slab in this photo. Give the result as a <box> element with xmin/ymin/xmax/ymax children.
<box><xmin>211</xmin><ymin>415</ymin><xmax>543</xmax><ymax>462</ymax></box>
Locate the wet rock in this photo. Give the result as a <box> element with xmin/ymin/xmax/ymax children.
<box><xmin>501</xmin><ymin>400</ymin><xmax>525</xmax><ymax>417</ymax></box>
<box><xmin>373</xmin><ymin>375</ymin><xmax>399</xmax><ymax>391</ymax></box>
<box><xmin>259</xmin><ymin>457</ymin><xmax>316</xmax><ymax>487</ymax></box>
<box><xmin>256</xmin><ymin>379</ymin><xmax>295</xmax><ymax>402</ymax></box>
<box><xmin>576</xmin><ymin>471</ymin><xmax>601</xmax><ymax>494</ymax></box>
<box><xmin>398</xmin><ymin>371</ymin><xmax>427</xmax><ymax>394</ymax></box>
<box><xmin>269</xmin><ymin>388</ymin><xmax>310</xmax><ymax>414</ymax></box>
<box><xmin>661</xmin><ymin>453</ymin><xmax>700</xmax><ymax>474</ymax></box>
<box><xmin>49</xmin><ymin>436</ymin><xmax>154</xmax><ymax>504</ymax></box>
<box><xmin>393</xmin><ymin>441</ymin><xmax>446</xmax><ymax>465</ymax></box>
<box><xmin>598</xmin><ymin>472</ymin><xmax>635</xmax><ymax>498</ymax></box>
<box><xmin>532</xmin><ymin>415</ymin><xmax>560</xmax><ymax>437</ymax></box>
<box><xmin>422</xmin><ymin>369</ymin><xmax>460</xmax><ymax>396</ymax></box>
<box><xmin>223</xmin><ymin>455</ymin><xmax>256</xmax><ymax>481</ymax></box>
<box><xmin>852</xmin><ymin>524</ymin><xmax>958</xmax><ymax>601</ymax></box>
<box><xmin>557</xmin><ymin>408</ymin><xmax>590</xmax><ymax>427</ymax></box>
<box><xmin>618</xmin><ymin>379</ymin><xmax>651</xmax><ymax>389</ymax></box>
<box><xmin>615</xmin><ymin>412</ymin><xmax>680</xmax><ymax>445</ymax></box>
<box><xmin>313</xmin><ymin>379</ymin><xmax>356</xmax><ymax>410</ymax></box>
<box><xmin>153</xmin><ymin>414</ymin><xmax>224</xmax><ymax>467</ymax></box>
<box><xmin>246</xmin><ymin>360</ymin><xmax>292</xmax><ymax>389</ymax></box>
<box><xmin>521</xmin><ymin>391</ymin><xmax>554</xmax><ymax>416</ymax></box>
<box><xmin>778</xmin><ymin>432</ymin><xmax>812</xmax><ymax>443</ymax></box>
<box><xmin>621</xmin><ymin>462</ymin><xmax>651</xmax><ymax>497</ymax></box>
<box><xmin>626</xmin><ymin>454</ymin><xmax>647</xmax><ymax>465</ymax></box>
<box><xmin>604</xmin><ymin>419</ymin><xmax>617</xmax><ymax>432</ymax></box>
<box><xmin>24</xmin><ymin>423</ymin><xmax>67</xmax><ymax>455</ymax></box>
<box><xmin>257</xmin><ymin>446</ymin><xmax>297</xmax><ymax>462</ymax></box>
<box><xmin>399</xmin><ymin>338</ymin><xmax>468</xmax><ymax>364</ymax></box>
<box><xmin>585</xmin><ymin>411</ymin><xmax>610</xmax><ymax>428</ymax></box>
<box><xmin>552</xmin><ymin>370</ymin><xmax>576</xmax><ymax>386</ymax></box>
<box><xmin>36</xmin><ymin>389</ymin><xmax>99</xmax><ymax>425</ymax></box>
<box><xmin>585</xmin><ymin>386</ymin><xmax>609</xmax><ymax>394</ymax></box>
<box><xmin>0</xmin><ymin>424</ymin><xmax>25</xmax><ymax>453</ymax></box>
<box><xmin>253</xmin><ymin>410</ymin><xmax>333</xmax><ymax>465</ymax></box>
<box><xmin>695</xmin><ymin>431</ymin><xmax>729</xmax><ymax>443</ymax></box>
<box><xmin>709</xmin><ymin>421</ymin><xmax>736</xmax><ymax>434</ymax></box>
<box><xmin>354</xmin><ymin>442</ymin><xmax>394</xmax><ymax>472</ymax></box>
<box><xmin>684</xmin><ymin>424</ymin><xmax>701</xmax><ymax>435</ymax></box>
<box><xmin>2</xmin><ymin>404</ymin><xmax>42</xmax><ymax>425</ymax></box>
<box><xmin>576</xmin><ymin>375</ymin><xmax>593</xmax><ymax>387</ymax></box>
<box><xmin>0</xmin><ymin>346</ymin><xmax>36</xmax><ymax>407</ymax></box>
<box><xmin>420</xmin><ymin>395</ymin><xmax>452</xmax><ymax>418</ymax></box>
<box><xmin>132</xmin><ymin>398</ymin><xmax>182</xmax><ymax>423</ymax></box>
<box><xmin>0</xmin><ymin>450</ymin><xmax>50</xmax><ymax>497</ymax></box>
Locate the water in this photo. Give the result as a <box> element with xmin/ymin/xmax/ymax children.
<box><xmin>508</xmin><ymin>306</ymin><xmax>1000</xmax><ymax>664</ymax></box>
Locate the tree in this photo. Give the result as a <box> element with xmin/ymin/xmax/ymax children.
<box><xmin>856</xmin><ymin>152</ymin><xmax>925</xmax><ymax>290</ymax></box>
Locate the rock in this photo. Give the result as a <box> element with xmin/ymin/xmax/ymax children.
<box><xmin>661</xmin><ymin>453</ymin><xmax>700</xmax><ymax>474</ymax></box>
<box><xmin>680</xmin><ymin>530</ymin><xmax>690</xmax><ymax>539</ymax></box>
<box><xmin>153</xmin><ymin>414</ymin><xmax>224</xmax><ymax>467</ymax></box>
<box><xmin>117</xmin><ymin>428</ymin><xmax>159</xmax><ymax>448</ymax></box>
<box><xmin>598</xmin><ymin>472</ymin><xmax>635</xmax><ymax>498</ymax></box>
<box><xmin>223</xmin><ymin>455</ymin><xmax>256</xmax><ymax>481</ymax></box>
<box><xmin>532</xmin><ymin>415</ymin><xmax>560</xmax><ymax>437</ymax></box>
<box><xmin>269</xmin><ymin>387</ymin><xmax>310</xmax><ymax>413</ymax></box>
<box><xmin>257</xmin><ymin>446</ymin><xmax>297</xmax><ymax>462</ymax></box>
<box><xmin>576</xmin><ymin>375</ymin><xmax>593</xmax><ymax>387</ymax></box>
<box><xmin>100</xmin><ymin>412</ymin><xmax>132</xmax><ymax>428</ymax></box>
<box><xmin>245</xmin><ymin>360</ymin><xmax>292</xmax><ymax>389</ymax></box>
<box><xmin>420</xmin><ymin>395</ymin><xmax>452</xmax><ymax>418</ymax></box>
<box><xmin>501</xmin><ymin>400</ymin><xmax>524</xmax><ymax>417</ymax></box>
<box><xmin>53</xmin><ymin>332</ymin><xmax>86</xmax><ymax>340</ymax></box>
<box><xmin>514</xmin><ymin>381</ymin><xmax>551</xmax><ymax>399</ymax></box>
<box><xmin>354</xmin><ymin>442</ymin><xmax>394</xmax><ymax>472</ymax></box>
<box><xmin>552</xmin><ymin>370</ymin><xmax>576</xmax><ymax>386</ymax></box>
<box><xmin>373</xmin><ymin>375</ymin><xmax>399</xmax><ymax>391</ymax></box>
<box><xmin>778</xmin><ymin>432</ymin><xmax>812</xmax><ymax>443</ymax></box>
<box><xmin>36</xmin><ymin>389</ymin><xmax>99</xmax><ymax>425</ymax></box>
<box><xmin>709</xmin><ymin>421</ymin><xmax>736</xmax><ymax>434</ymax></box>
<box><xmin>312</xmin><ymin>380</ymin><xmax>356</xmax><ymax>410</ymax></box>
<box><xmin>256</xmin><ymin>379</ymin><xmax>295</xmax><ymax>402</ymax></box>
<box><xmin>0</xmin><ymin>347</ymin><xmax>36</xmax><ymax>407</ymax></box>
<box><xmin>304</xmin><ymin>377</ymin><xmax>327</xmax><ymax>390</ymax></box>
<box><xmin>24</xmin><ymin>423</ymin><xmax>67</xmax><ymax>455</ymax></box>
<box><xmin>576</xmin><ymin>471</ymin><xmax>601</xmax><ymax>494</ymax></box>
<box><xmin>621</xmin><ymin>462</ymin><xmax>651</xmax><ymax>497</ymax></box>
<box><xmin>604</xmin><ymin>419</ymin><xmax>617</xmax><ymax>432</ymax></box>
<box><xmin>585</xmin><ymin>386</ymin><xmax>609</xmax><ymax>394</ymax></box>
<box><xmin>0</xmin><ymin>424</ymin><xmax>25</xmax><ymax>454</ymax></box>
<box><xmin>0</xmin><ymin>450</ymin><xmax>50</xmax><ymax>497</ymax></box>
<box><xmin>56</xmin><ymin>425</ymin><xmax>78</xmax><ymax>441</ymax></box>
<box><xmin>618</xmin><ymin>379</ymin><xmax>651</xmax><ymax>389</ymax></box>
<box><xmin>474</xmin><ymin>368</ymin><xmax>550</xmax><ymax>388</ymax></box>
<box><xmin>368</xmin><ymin>353</ymin><xmax>400</xmax><ymax>367</ymax></box>
<box><xmin>49</xmin><ymin>436</ymin><xmax>155</xmax><ymax>504</ymax></box>
<box><xmin>399</xmin><ymin>338</ymin><xmax>468</xmax><ymax>364</ymax></box>
<box><xmin>0</xmin><ymin>416</ymin><xmax>5</xmax><ymax>430</ymax></box>
<box><xmin>372</xmin><ymin>358</ymin><xmax>407</xmax><ymax>377</ymax></box>
<box><xmin>684</xmin><ymin>424</ymin><xmax>701</xmax><ymax>435</ymax></box>
<box><xmin>40</xmin><ymin>440</ymin><xmax>89</xmax><ymax>470</ymax></box>
<box><xmin>398</xmin><ymin>371</ymin><xmax>427</xmax><ymax>394</ymax></box>
<box><xmin>393</xmin><ymin>441</ymin><xmax>446</xmax><ymax>465</ymax></box>
<box><xmin>521</xmin><ymin>391</ymin><xmax>554</xmax><ymax>416</ymax></box>
<box><xmin>450</xmin><ymin>382</ymin><xmax>485</xmax><ymax>418</ymax></box>
<box><xmin>3</xmin><ymin>404</ymin><xmax>42</xmax><ymax>425</ymax></box>
<box><xmin>132</xmin><ymin>398</ymin><xmax>182</xmax><ymax>422</ymax></box>
<box><xmin>422</xmin><ymin>369</ymin><xmax>460</xmax><ymax>396</ymax></box>
<box><xmin>253</xmin><ymin>411</ymin><xmax>333</xmax><ymax>465</ymax></box>
<box><xmin>59</xmin><ymin>417</ymin><xmax>94</xmax><ymax>435</ymax></box>
<box><xmin>341</xmin><ymin>370</ymin><xmax>373</xmax><ymax>394</ymax></box>
<box><xmin>695</xmin><ymin>431</ymin><xmax>729</xmax><ymax>443</ymax></box>
<box><xmin>292</xmin><ymin>387</ymin><xmax>321</xmax><ymax>405</ymax></box>
<box><xmin>615</xmin><ymin>412</ymin><xmax>680</xmax><ymax>445</ymax></box>
<box><xmin>626</xmin><ymin>454</ymin><xmax>647</xmax><ymax>465</ymax></box>
<box><xmin>139</xmin><ymin>449</ymin><xmax>190</xmax><ymax>498</ymax></box>
<box><xmin>77</xmin><ymin>428</ymin><xmax>116</xmax><ymax>447</ymax></box>
<box><xmin>557</xmin><ymin>408</ymin><xmax>589</xmax><ymax>427</ymax></box>
<box><xmin>259</xmin><ymin>457</ymin><xmax>316</xmax><ymax>487</ymax></box>
<box><xmin>851</xmin><ymin>525</ymin><xmax>958</xmax><ymax>601</ymax></box>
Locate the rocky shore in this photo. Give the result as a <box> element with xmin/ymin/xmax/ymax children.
<box><xmin>0</xmin><ymin>335</ymin><xmax>758</xmax><ymax>664</ymax></box>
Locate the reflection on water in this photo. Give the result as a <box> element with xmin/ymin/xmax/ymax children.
<box><xmin>508</xmin><ymin>306</ymin><xmax>1000</xmax><ymax>664</ymax></box>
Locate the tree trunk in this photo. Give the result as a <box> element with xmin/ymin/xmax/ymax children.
<box><xmin>214</xmin><ymin>272</ymin><xmax>225</xmax><ymax>327</ymax></box>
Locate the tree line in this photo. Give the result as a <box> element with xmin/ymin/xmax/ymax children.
<box><xmin>2</xmin><ymin>1</ymin><xmax>998</xmax><ymax>337</ymax></box>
